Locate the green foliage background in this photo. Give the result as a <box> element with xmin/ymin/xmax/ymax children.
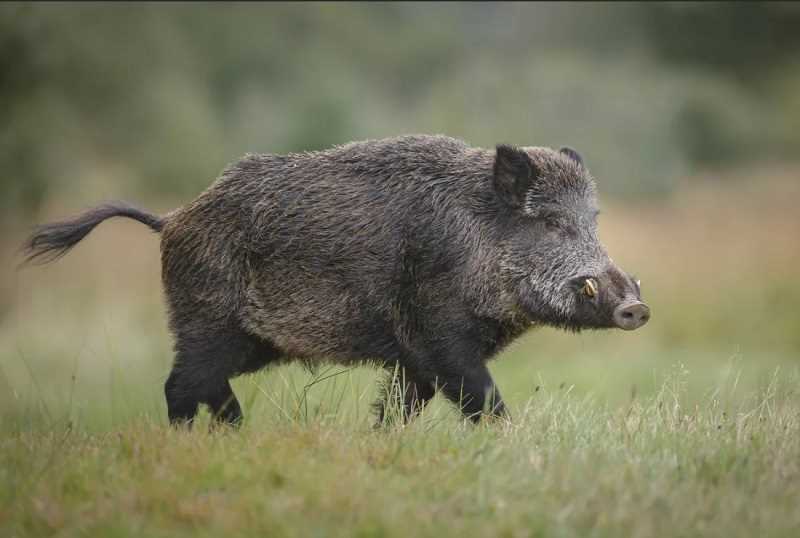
<box><xmin>2</xmin><ymin>2</ymin><xmax>800</xmax><ymax>219</ymax></box>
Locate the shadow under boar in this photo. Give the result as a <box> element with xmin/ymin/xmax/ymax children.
<box><xmin>22</xmin><ymin>135</ymin><xmax>649</xmax><ymax>427</ymax></box>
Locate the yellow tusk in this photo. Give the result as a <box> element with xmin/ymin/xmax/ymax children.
<box><xmin>584</xmin><ymin>278</ymin><xmax>597</xmax><ymax>297</ymax></box>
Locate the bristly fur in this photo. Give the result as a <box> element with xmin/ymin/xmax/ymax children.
<box><xmin>21</xmin><ymin>201</ymin><xmax>163</xmax><ymax>266</ymax></box>
<box><xmin>21</xmin><ymin>134</ymin><xmax>644</xmax><ymax>427</ymax></box>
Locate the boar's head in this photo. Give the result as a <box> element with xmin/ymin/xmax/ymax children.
<box><xmin>491</xmin><ymin>144</ymin><xmax>649</xmax><ymax>332</ymax></box>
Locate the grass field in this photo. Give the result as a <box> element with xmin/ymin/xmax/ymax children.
<box><xmin>1</xmin><ymin>171</ymin><xmax>799</xmax><ymax>537</ymax></box>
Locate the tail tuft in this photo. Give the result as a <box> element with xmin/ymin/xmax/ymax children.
<box><xmin>20</xmin><ymin>201</ymin><xmax>163</xmax><ymax>266</ymax></box>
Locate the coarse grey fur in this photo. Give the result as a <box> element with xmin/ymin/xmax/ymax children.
<box><xmin>22</xmin><ymin>134</ymin><xmax>649</xmax><ymax>427</ymax></box>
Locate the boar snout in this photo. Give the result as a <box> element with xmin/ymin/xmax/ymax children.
<box><xmin>613</xmin><ymin>301</ymin><xmax>650</xmax><ymax>330</ymax></box>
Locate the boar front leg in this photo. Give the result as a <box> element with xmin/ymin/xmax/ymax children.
<box><xmin>435</xmin><ymin>362</ymin><xmax>508</xmax><ymax>423</ymax></box>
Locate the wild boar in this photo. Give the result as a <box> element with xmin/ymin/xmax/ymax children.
<box><xmin>22</xmin><ymin>135</ymin><xmax>649</xmax><ymax>426</ymax></box>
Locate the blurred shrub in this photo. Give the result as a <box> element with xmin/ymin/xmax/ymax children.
<box><xmin>641</xmin><ymin>2</ymin><xmax>800</xmax><ymax>84</ymax></box>
<box><xmin>1</xmin><ymin>3</ymin><xmax>798</xmax><ymax>221</ymax></box>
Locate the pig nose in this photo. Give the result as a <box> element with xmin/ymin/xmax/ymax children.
<box><xmin>613</xmin><ymin>301</ymin><xmax>650</xmax><ymax>330</ymax></box>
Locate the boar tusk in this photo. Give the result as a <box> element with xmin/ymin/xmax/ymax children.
<box><xmin>584</xmin><ymin>278</ymin><xmax>597</xmax><ymax>297</ymax></box>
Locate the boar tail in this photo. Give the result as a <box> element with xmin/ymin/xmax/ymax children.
<box><xmin>20</xmin><ymin>201</ymin><xmax>163</xmax><ymax>266</ymax></box>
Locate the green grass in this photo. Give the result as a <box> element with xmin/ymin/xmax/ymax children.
<box><xmin>1</xmin><ymin>354</ymin><xmax>799</xmax><ymax>537</ymax></box>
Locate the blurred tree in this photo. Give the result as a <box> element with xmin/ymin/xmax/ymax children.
<box><xmin>1</xmin><ymin>2</ymin><xmax>798</xmax><ymax>223</ymax></box>
<box><xmin>638</xmin><ymin>2</ymin><xmax>800</xmax><ymax>167</ymax></box>
<box><xmin>0</xmin><ymin>5</ymin><xmax>50</xmax><ymax>216</ymax></box>
<box><xmin>640</xmin><ymin>2</ymin><xmax>800</xmax><ymax>84</ymax></box>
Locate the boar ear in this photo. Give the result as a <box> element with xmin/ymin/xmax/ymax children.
<box><xmin>493</xmin><ymin>144</ymin><xmax>537</xmax><ymax>208</ymax></box>
<box><xmin>559</xmin><ymin>146</ymin><xmax>584</xmax><ymax>168</ymax></box>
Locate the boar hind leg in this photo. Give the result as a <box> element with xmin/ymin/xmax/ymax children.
<box><xmin>165</xmin><ymin>323</ymin><xmax>282</xmax><ymax>427</ymax></box>
<box><xmin>206</xmin><ymin>380</ymin><xmax>243</xmax><ymax>426</ymax></box>
<box><xmin>165</xmin><ymin>362</ymin><xmax>243</xmax><ymax>427</ymax></box>
<box><xmin>164</xmin><ymin>368</ymin><xmax>201</xmax><ymax>426</ymax></box>
<box><xmin>374</xmin><ymin>367</ymin><xmax>436</xmax><ymax>426</ymax></box>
